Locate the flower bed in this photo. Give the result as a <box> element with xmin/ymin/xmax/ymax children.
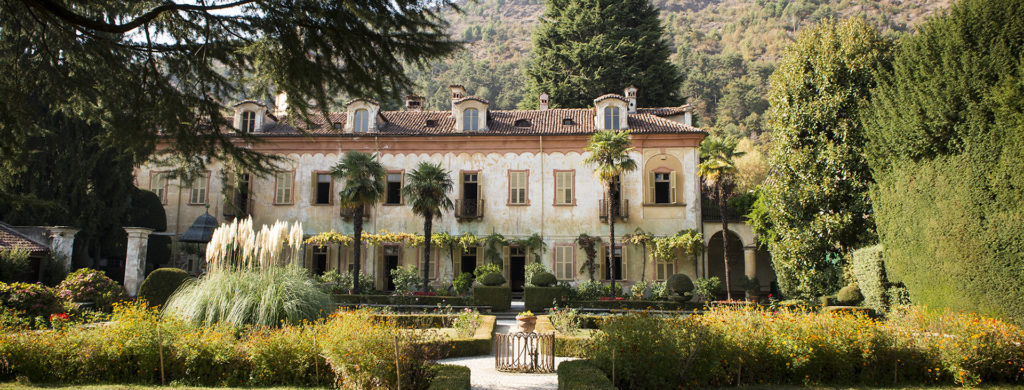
<box><xmin>333</xmin><ymin>293</ymin><xmax>474</xmax><ymax>307</ymax></box>
<box><xmin>584</xmin><ymin>305</ymin><xmax>1024</xmax><ymax>388</ymax></box>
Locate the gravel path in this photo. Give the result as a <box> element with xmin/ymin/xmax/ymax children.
<box><xmin>437</xmin><ymin>301</ymin><xmax>576</xmax><ymax>390</ymax></box>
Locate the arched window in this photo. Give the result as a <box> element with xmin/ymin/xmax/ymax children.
<box><xmin>240</xmin><ymin>111</ymin><xmax>256</xmax><ymax>133</ymax></box>
<box><xmin>603</xmin><ymin>107</ymin><xmax>620</xmax><ymax>130</ymax></box>
<box><xmin>463</xmin><ymin>108</ymin><xmax>479</xmax><ymax>131</ymax></box>
<box><xmin>353</xmin><ymin>109</ymin><xmax>369</xmax><ymax>133</ymax></box>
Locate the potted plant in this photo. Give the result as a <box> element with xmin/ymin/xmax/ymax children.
<box><xmin>516</xmin><ymin>310</ymin><xmax>537</xmax><ymax>333</ymax></box>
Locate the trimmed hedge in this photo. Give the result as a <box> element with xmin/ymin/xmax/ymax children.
<box><xmin>473</xmin><ymin>286</ymin><xmax>510</xmax><ymax>312</ymax></box>
<box><xmin>333</xmin><ymin>294</ymin><xmax>474</xmax><ymax>306</ymax></box>
<box><xmin>428</xmin><ymin>364</ymin><xmax>470</xmax><ymax>390</ymax></box>
<box><xmin>851</xmin><ymin>245</ymin><xmax>888</xmax><ymax>312</ymax></box>
<box><xmin>537</xmin><ymin>315</ymin><xmax>591</xmax><ymax>357</ymax></box>
<box><xmin>137</xmin><ymin>267</ymin><xmax>191</xmax><ymax>307</ymax></box>
<box><xmin>441</xmin><ymin>315</ymin><xmax>495</xmax><ymax>358</ymax></box>
<box><xmin>557</xmin><ymin>360</ymin><xmax>614</xmax><ymax>390</ymax></box>
<box><xmin>524</xmin><ymin>286</ymin><xmax>568</xmax><ymax>313</ymax></box>
<box><xmin>566</xmin><ymin>299</ymin><xmax>702</xmax><ymax>311</ymax></box>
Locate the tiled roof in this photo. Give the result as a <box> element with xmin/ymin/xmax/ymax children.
<box><xmin>233</xmin><ymin>100</ymin><xmax>267</xmax><ymax>107</ymax></box>
<box><xmin>453</xmin><ymin>96</ymin><xmax>489</xmax><ymax>105</ymax></box>
<box><xmin>0</xmin><ymin>222</ymin><xmax>49</xmax><ymax>254</ymax></box>
<box><xmin>255</xmin><ymin>107</ymin><xmax>703</xmax><ymax>137</ymax></box>
<box><xmin>593</xmin><ymin>94</ymin><xmax>628</xmax><ymax>103</ymax></box>
<box><xmin>637</xmin><ymin>106</ymin><xmax>691</xmax><ymax>116</ymax></box>
<box><xmin>344</xmin><ymin>97</ymin><xmax>380</xmax><ymax>106</ymax></box>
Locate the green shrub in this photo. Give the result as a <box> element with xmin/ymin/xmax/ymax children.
<box><xmin>587</xmin><ymin>313</ymin><xmax>702</xmax><ymax>389</ymax></box>
<box><xmin>693</xmin><ymin>277</ymin><xmax>721</xmax><ymax>301</ymax></box>
<box><xmin>333</xmin><ymin>294</ymin><xmax>473</xmax><ymax>307</ymax></box>
<box><xmin>0</xmin><ymin>249</ymin><xmax>31</xmax><ymax>283</ymax></box>
<box><xmin>851</xmin><ymin>244</ymin><xmax>888</xmax><ymax>311</ymax></box>
<box><xmin>837</xmin><ymin>285</ymin><xmax>863</xmax><ymax>305</ymax></box>
<box><xmin>472</xmin><ymin>285</ymin><xmax>510</xmax><ymax>312</ymax></box>
<box><xmin>317</xmin><ymin>269</ymin><xmax>373</xmax><ymax>294</ymax></box>
<box><xmin>820</xmin><ymin>295</ymin><xmax>838</xmax><ymax>307</ymax></box>
<box><xmin>56</xmin><ymin>268</ymin><xmax>126</xmax><ymax>311</ymax></box>
<box><xmin>429</xmin><ymin>364</ymin><xmax>471</xmax><ymax>390</ymax></box>
<box><xmin>574</xmin><ymin>280</ymin><xmax>604</xmax><ymax>300</ymax></box>
<box><xmin>649</xmin><ymin>281</ymin><xmax>667</xmax><ymax>299</ymax></box>
<box><xmin>390</xmin><ymin>265</ymin><xmax>423</xmax><ymax>294</ymax></box>
<box><xmin>137</xmin><ymin>268</ymin><xmax>191</xmax><ymax>307</ymax></box>
<box><xmin>739</xmin><ymin>275</ymin><xmax>761</xmax><ymax>295</ymax></box>
<box><xmin>566</xmin><ymin>299</ymin><xmax>702</xmax><ymax>311</ymax></box>
<box><xmin>557</xmin><ymin>360</ymin><xmax>615</xmax><ymax>390</ymax></box>
<box><xmin>862</xmin><ymin>0</ymin><xmax>1024</xmax><ymax>326</ymax></box>
<box><xmin>524</xmin><ymin>286</ymin><xmax>567</xmax><ymax>312</ymax></box>
<box><xmin>0</xmin><ymin>282</ymin><xmax>63</xmax><ymax>318</ymax></box>
<box><xmin>531</xmin><ymin>271</ymin><xmax>557</xmax><ymax>287</ymax></box>
<box><xmin>666</xmin><ymin>273</ymin><xmax>694</xmax><ymax>296</ymax></box>
<box><xmin>478</xmin><ymin>272</ymin><xmax>505</xmax><ymax>286</ymax></box>
<box><xmin>452</xmin><ymin>272</ymin><xmax>473</xmax><ymax>295</ymax></box>
<box><xmin>473</xmin><ymin>263</ymin><xmax>501</xmax><ymax>278</ymax></box>
<box><xmin>164</xmin><ymin>266</ymin><xmax>333</xmax><ymax>327</ymax></box>
<box><xmin>440</xmin><ymin>315</ymin><xmax>495</xmax><ymax>358</ymax></box>
<box><xmin>524</xmin><ymin>262</ymin><xmax>549</xmax><ymax>287</ymax></box>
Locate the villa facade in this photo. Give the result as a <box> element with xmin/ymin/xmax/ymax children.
<box><xmin>135</xmin><ymin>85</ymin><xmax>769</xmax><ymax>292</ymax></box>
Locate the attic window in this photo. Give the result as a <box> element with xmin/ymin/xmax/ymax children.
<box><xmin>514</xmin><ymin>119</ymin><xmax>531</xmax><ymax>127</ymax></box>
<box><xmin>562</xmin><ymin>118</ymin><xmax>575</xmax><ymax>126</ymax></box>
<box><xmin>425</xmin><ymin>119</ymin><xmax>438</xmax><ymax>127</ymax></box>
<box><xmin>240</xmin><ymin>111</ymin><xmax>256</xmax><ymax>133</ymax></box>
<box><xmin>332</xmin><ymin>122</ymin><xmax>342</xmax><ymax>130</ymax></box>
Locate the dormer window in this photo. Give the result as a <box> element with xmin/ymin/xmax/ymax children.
<box><xmin>603</xmin><ymin>107</ymin><xmax>621</xmax><ymax>130</ymax></box>
<box><xmin>463</xmin><ymin>108</ymin><xmax>479</xmax><ymax>131</ymax></box>
<box><xmin>514</xmin><ymin>119</ymin><xmax>531</xmax><ymax>127</ymax></box>
<box><xmin>353</xmin><ymin>109</ymin><xmax>369</xmax><ymax>133</ymax></box>
<box><xmin>240</xmin><ymin>111</ymin><xmax>256</xmax><ymax>133</ymax></box>
<box><xmin>562</xmin><ymin>118</ymin><xmax>575</xmax><ymax>126</ymax></box>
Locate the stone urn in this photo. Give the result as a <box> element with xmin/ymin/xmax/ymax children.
<box><xmin>516</xmin><ymin>315</ymin><xmax>537</xmax><ymax>333</ymax></box>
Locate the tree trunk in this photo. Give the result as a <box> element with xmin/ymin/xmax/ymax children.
<box><xmin>422</xmin><ymin>215</ymin><xmax>433</xmax><ymax>292</ymax></box>
<box><xmin>640</xmin><ymin>246</ymin><xmax>647</xmax><ymax>283</ymax></box>
<box><xmin>608</xmin><ymin>185</ymin><xmax>617</xmax><ymax>299</ymax></box>
<box><xmin>719</xmin><ymin>185</ymin><xmax>732</xmax><ymax>301</ymax></box>
<box><xmin>352</xmin><ymin>206</ymin><xmax>363</xmax><ymax>293</ymax></box>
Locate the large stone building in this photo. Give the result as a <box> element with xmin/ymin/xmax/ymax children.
<box><xmin>137</xmin><ymin>85</ymin><xmax>772</xmax><ymax>293</ymax></box>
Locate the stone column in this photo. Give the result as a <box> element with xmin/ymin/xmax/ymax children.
<box><xmin>46</xmin><ymin>226</ymin><xmax>79</xmax><ymax>272</ymax></box>
<box><xmin>123</xmin><ymin>227</ymin><xmax>154</xmax><ymax>297</ymax></box>
<box><xmin>743</xmin><ymin>245</ymin><xmax>758</xmax><ymax>298</ymax></box>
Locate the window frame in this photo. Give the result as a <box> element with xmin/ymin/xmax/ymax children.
<box><xmin>149</xmin><ymin>171</ymin><xmax>170</xmax><ymax>205</ymax></box>
<box><xmin>188</xmin><ymin>171</ymin><xmax>210</xmax><ymax>205</ymax></box>
<box><xmin>552</xmin><ymin>244</ymin><xmax>576</xmax><ymax>281</ymax></box>
<box><xmin>273</xmin><ymin>170</ymin><xmax>295</xmax><ymax>205</ymax></box>
<box><xmin>353</xmin><ymin>109</ymin><xmax>369</xmax><ymax>133</ymax></box>
<box><xmin>603</xmin><ymin>106</ymin><xmax>621</xmax><ymax>130</ymax></box>
<box><xmin>383</xmin><ymin>169</ymin><xmax>405</xmax><ymax>206</ymax></box>
<box><xmin>656</xmin><ymin>260</ymin><xmax>678</xmax><ymax>281</ymax></box>
<box><xmin>507</xmin><ymin>169</ymin><xmax>529</xmax><ymax>206</ymax></box>
<box><xmin>240</xmin><ymin>110</ymin><xmax>256</xmax><ymax>133</ymax></box>
<box><xmin>417</xmin><ymin>247</ymin><xmax>441</xmax><ymax>280</ymax></box>
<box><xmin>312</xmin><ymin>170</ymin><xmax>334</xmax><ymax>206</ymax></box>
<box><xmin>552</xmin><ymin>169</ymin><xmax>576</xmax><ymax>206</ymax></box>
<box><xmin>463</xmin><ymin>108</ymin><xmax>479</xmax><ymax>131</ymax></box>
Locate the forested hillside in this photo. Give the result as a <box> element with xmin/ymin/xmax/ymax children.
<box><xmin>404</xmin><ymin>0</ymin><xmax>951</xmax><ymax>139</ymax></box>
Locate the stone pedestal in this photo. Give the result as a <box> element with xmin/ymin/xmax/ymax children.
<box><xmin>46</xmin><ymin>226</ymin><xmax>79</xmax><ymax>272</ymax></box>
<box><xmin>123</xmin><ymin>227</ymin><xmax>154</xmax><ymax>297</ymax></box>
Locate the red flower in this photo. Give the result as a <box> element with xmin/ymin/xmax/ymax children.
<box><xmin>49</xmin><ymin>312</ymin><xmax>69</xmax><ymax>322</ymax></box>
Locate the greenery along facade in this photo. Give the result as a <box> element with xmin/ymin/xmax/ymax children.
<box><xmin>138</xmin><ymin>85</ymin><xmax>712</xmax><ymax>291</ymax></box>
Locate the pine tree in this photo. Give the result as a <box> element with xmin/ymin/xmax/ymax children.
<box><xmin>522</xmin><ymin>0</ymin><xmax>683</xmax><ymax>108</ymax></box>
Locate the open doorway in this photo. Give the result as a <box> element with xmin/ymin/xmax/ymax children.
<box><xmin>603</xmin><ymin>246</ymin><xmax>622</xmax><ymax>281</ymax></box>
<box><xmin>509</xmin><ymin>247</ymin><xmax>527</xmax><ymax>292</ymax></box>
<box><xmin>384</xmin><ymin>246</ymin><xmax>400</xmax><ymax>291</ymax></box>
<box><xmin>312</xmin><ymin>246</ymin><xmax>328</xmax><ymax>275</ymax></box>
<box><xmin>460</xmin><ymin>247</ymin><xmax>478</xmax><ymax>275</ymax></box>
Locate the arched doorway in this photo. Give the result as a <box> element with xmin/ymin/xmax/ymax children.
<box><xmin>706</xmin><ymin>229</ymin><xmax>745</xmax><ymax>299</ymax></box>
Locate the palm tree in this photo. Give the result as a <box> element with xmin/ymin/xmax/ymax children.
<box><xmin>331</xmin><ymin>151</ymin><xmax>385</xmax><ymax>293</ymax></box>
<box><xmin>698</xmin><ymin>135</ymin><xmax>746</xmax><ymax>300</ymax></box>
<box><xmin>403</xmin><ymin>161</ymin><xmax>454</xmax><ymax>292</ymax></box>
<box><xmin>584</xmin><ymin>130</ymin><xmax>638</xmax><ymax>298</ymax></box>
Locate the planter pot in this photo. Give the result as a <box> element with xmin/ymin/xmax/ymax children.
<box><xmin>516</xmin><ymin>316</ymin><xmax>537</xmax><ymax>333</ymax></box>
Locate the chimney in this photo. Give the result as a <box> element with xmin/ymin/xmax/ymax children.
<box><xmin>405</xmin><ymin>95</ymin><xmax>425</xmax><ymax>111</ymax></box>
<box><xmin>539</xmin><ymin>92</ymin><xmax>549</xmax><ymax>110</ymax></box>
<box><xmin>274</xmin><ymin>92</ymin><xmax>288</xmax><ymax>117</ymax></box>
<box><xmin>624</xmin><ymin>86</ymin><xmax>638</xmax><ymax>113</ymax></box>
<box><xmin>683</xmin><ymin>104</ymin><xmax>694</xmax><ymax>127</ymax></box>
<box><xmin>449</xmin><ymin>84</ymin><xmax>466</xmax><ymax>112</ymax></box>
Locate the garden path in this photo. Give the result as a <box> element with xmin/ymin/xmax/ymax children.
<box><xmin>438</xmin><ymin>300</ymin><xmax>576</xmax><ymax>390</ymax></box>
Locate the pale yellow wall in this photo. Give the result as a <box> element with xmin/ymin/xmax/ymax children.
<box><xmin>136</xmin><ymin>143</ymin><xmax>701</xmax><ymax>288</ymax></box>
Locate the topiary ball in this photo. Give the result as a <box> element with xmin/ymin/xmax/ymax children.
<box><xmin>837</xmin><ymin>285</ymin><xmax>864</xmax><ymax>305</ymax></box>
<box><xmin>531</xmin><ymin>272</ymin><xmax>557</xmax><ymax>287</ymax></box>
<box><xmin>479</xmin><ymin>272</ymin><xmax>506</xmax><ymax>286</ymax></box>
<box><xmin>666</xmin><ymin>273</ymin><xmax>694</xmax><ymax>295</ymax></box>
<box><xmin>138</xmin><ymin>267</ymin><xmax>193</xmax><ymax>307</ymax></box>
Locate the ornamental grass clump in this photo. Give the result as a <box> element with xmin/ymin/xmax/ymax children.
<box><xmin>164</xmin><ymin>218</ymin><xmax>332</xmax><ymax>327</ymax></box>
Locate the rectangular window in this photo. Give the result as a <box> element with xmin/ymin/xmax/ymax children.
<box><xmin>654</xmin><ymin>172</ymin><xmax>671</xmax><ymax>204</ymax></box>
<box><xmin>188</xmin><ymin>172</ymin><xmax>209</xmax><ymax>205</ymax></box>
<box><xmin>275</xmin><ymin>171</ymin><xmax>294</xmax><ymax>204</ymax></box>
<box><xmin>385</xmin><ymin>172</ymin><xmax>403</xmax><ymax>205</ymax></box>
<box><xmin>657</xmin><ymin>262</ymin><xmax>675</xmax><ymax>281</ymax></box>
<box><xmin>554</xmin><ymin>170</ymin><xmax>574</xmax><ymax>205</ymax></box>
<box><xmin>150</xmin><ymin>172</ymin><xmax>168</xmax><ymax>204</ymax></box>
<box><xmin>312</xmin><ymin>246</ymin><xmax>328</xmax><ymax>275</ymax></box>
<box><xmin>554</xmin><ymin>246</ymin><xmax>574</xmax><ymax>280</ymax></box>
<box><xmin>314</xmin><ymin>173</ymin><xmax>332</xmax><ymax>205</ymax></box>
<box><xmin>508</xmin><ymin>170</ymin><xmax>527</xmax><ymax>205</ymax></box>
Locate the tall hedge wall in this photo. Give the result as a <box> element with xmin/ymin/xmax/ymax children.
<box><xmin>862</xmin><ymin>0</ymin><xmax>1024</xmax><ymax>325</ymax></box>
<box><xmin>851</xmin><ymin>245</ymin><xmax>887</xmax><ymax>312</ymax></box>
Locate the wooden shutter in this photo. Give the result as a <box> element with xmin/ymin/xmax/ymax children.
<box><xmin>476</xmin><ymin>173</ymin><xmax>483</xmax><ymax>208</ymax></box>
<box><xmin>303</xmin><ymin>245</ymin><xmax>313</xmax><ymax>271</ymax></box>
<box><xmin>327</xmin><ymin>245</ymin><xmax>336</xmax><ymax>272</ymax></box>
<box><xmin>458</xmin><ymin>172</ymin><xmax>465</xmax><ymax>202</ymax></box>
<box><xmin>310</xmin><ymin>171</ymin><xmax>318</xmax><ymax>204</ymax></box>
<box><xmin>670</xmin><ymin>171</ymin><xmax>678</xmax><ymax>203</ymax></box>
<box><xmin>620</xmin><ymin>246</ymin><xmax>629</xmax><ymax>281</ymax></box>
<box><xmin>647</xmin><ymin>171</ymin><xmax>656</xmax><ymax>204</ymax></box>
